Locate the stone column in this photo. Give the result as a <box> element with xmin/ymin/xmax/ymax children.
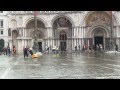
<box><xmin>83</xmin><ymin>26</ymin><xmax>85</xmax><ymax>38</ymax></box>
<box><xmin>75</xmin><ymin>27</ymin><xmax>77</xmax><ymax>38</ymax></box>
<box><xmin>21</xmin><ymin>29</ymin><xmax>23</xmax><ymax>37</ymax></box>
<box><xmin>81</xmin><ymin>26</ymin><xmax>83</xmax><ymax>47</ymax></box>
<box><xmin>81</xmin><ymin>27</ymin><xmax>83</xmax><ymax>38</ymax></box>
<box><xmin>24</xmin><ymin>28</ymin><xmax>25</xmax><ymax>37</ymax></box>
<box><xmin>77</xmin><ymin>27</ymin><xmax>79</xmax><ymax>38</ymax></box>
<box><xmin>46</xmin><ymin>28</ymin><xmax>48</xmax><ymax>39</ymax></box>
<box><xmin>24</xmin><ymin>40</ymin><xmax>25</xmax><ymax>48</ymax></box>
<box><xmin>50</xmin><ymin>27</ymin><xmax>53</xmax><ymax>38</ymax></box>
<box><xmin>25</xmin><ymin>29</ymin><xmax>28</xmax><ymax>37</ymax></box>
<box><xmin>72</xmin><ymin>27</ymin><xmax>73</xmax><ymax>37</ymax></box>
<box><xmin>23</xmin><ymin>28</ymin><xmax>24</xmax><ymax>37</ymax></box>
<box><xmin>116</xmin><ymin>26</ymin><xmax>118</xmax><ymax>37</ymax></box>
<box><xmin>83</xmin><ymin>26</ymin><xmax>85</xmax><ymax>46</ymax></box>
<box><xmin>21</xmin><ymin>39</ymin><xmax>24</xmax><ymax>48</ymax></box>
<box><xmin>78</xmin><ymin>27</ymin><xmax>80</xmax><ymax>38</ymax></box>
<box><xmin>79</xmin><ymin>27</ymin><xmax>81</xmax><ymax>38</ymax></box>
<box><xmin>88</xmin><ymin>38</ymin><xmax>89</xmax><ymax>50</ymax></box>
<box><xmin>18</xmin><ymin>40</ymin><xmax>21</xmax><ymax>54</ymax></box>
<box><xmin>74</xmin><ymin>27</ymin><xmax>76</xmax><ymax>38</ymax></box>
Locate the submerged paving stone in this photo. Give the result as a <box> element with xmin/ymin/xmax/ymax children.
<box><xmin>1</xmin><ymin>52</ymin><xmax>120</xmax><ymax>79</ymax></box>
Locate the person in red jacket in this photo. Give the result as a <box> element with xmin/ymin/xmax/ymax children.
<box><xmin>13</xmin><ymin>46</ymin><xmax>16</xmax><ymax>55</ymax></box>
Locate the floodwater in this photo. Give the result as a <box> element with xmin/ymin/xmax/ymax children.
<box><xmin>0</xmin><ymin>52</ymin><xmax>120</xmax><ymax>79</ymax></box>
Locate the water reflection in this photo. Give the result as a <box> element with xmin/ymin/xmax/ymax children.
<box><xmin>1</xmin><ymin>51</ymin><xmax>120</xmax><ymax>79</ymax></box>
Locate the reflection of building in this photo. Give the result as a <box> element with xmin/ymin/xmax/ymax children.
<box><xmin>1</xmin><ymin>11</ymin><xmax>120</xmax><ymax>53</ymax></box>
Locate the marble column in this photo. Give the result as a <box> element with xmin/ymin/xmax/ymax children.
<box><xmin>50</xmin><ymin>27</ymin><xmax>53</xmax><ymax>38</ymax></box>
<box><xmin>77</xmin><ymin>27</ymin><xmax>79</xmax><ymax>38</ymax></box>
<box><xmin>80</xmin><ymin>27</ymin><xmax>81</xmax><ymax>38</ymax></box>
<box><xmin>72</xmin><ymin>27</ymin><xmax>74</xmax><ymax>38</ymax></box>
<box><xmin>46</xmin><ymin>28</ymin><xmax>49</xmax><ymax>38</ymax></box>
<box><xmin>24</xmin><ymin>28</ymin><xmax>25</xmax><ymax>37</ymax></box>
<box><xmin>81</xmin><ymin>27</ymin><xmax>83</xmax><ymax>38</ymax></box>
<box><xmin>82</xmin><ymin>27</ymin><xmax>85</xmax><ymax>38</ymax></box>
<box><xmin>88</xmin><ymin>39</ymin><xmax>89</xmax><ymax>50</ymax></box>
<box><xmin>21</xmin><ymin>29</ymin><xmax>23</xmax><ymax>37</ymax></box>
<box><xmin>23</xmin><ymin>28</ymin><xmax>24</xmax><ymax>37</ymax></box>
<box><xmin>74</xmin><ymin>27</ymin><xmax>76</xmax><ymax>38</ymax></box>
<box><xmin>25</xmin><ymin>29</ymin><xmax>27</xmax><ymax>37</ymax></box>
<box><xmin>78</xmin><ymin>27</ymin><xmax>80</xmax><ymax>38</ymax></box>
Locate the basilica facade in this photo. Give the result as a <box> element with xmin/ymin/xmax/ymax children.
<box><xmin>1</xmin><ymin>11</ymin><xmax>120</xmax><ymax>53</ymax></box>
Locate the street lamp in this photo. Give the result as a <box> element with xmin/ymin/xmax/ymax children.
<box><xmin>110</xmin><ymin>11</ymin><xmax>115</xmax><ymax>51</ymax></box>
<box><xmin>32</xmin><ymin>11</ymin><xmax>39</xmax><ymax>53</ymax></box>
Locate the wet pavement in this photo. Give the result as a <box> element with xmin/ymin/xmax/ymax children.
<box><xmin>1</xmin><ymin>52</ymin><xmax>120</xmax><ymax>79</ymax></box>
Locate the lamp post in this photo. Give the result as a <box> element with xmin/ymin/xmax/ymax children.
<box><xmin>32</xmin><ymin>11</ymin><xmax>39</xmax><ymax>53</ymax></box>
<box><xmin>110</xmin><ymin>11</ymin><xmax>114</xmax><ymax>51</ymax></box>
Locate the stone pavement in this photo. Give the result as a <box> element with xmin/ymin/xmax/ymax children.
<box><xmin>0</xmin><ymin>52</ymin><xmax>120</xmax><ymax>79</ymax></box>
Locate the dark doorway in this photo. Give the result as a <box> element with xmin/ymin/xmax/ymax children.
<box><xmin>38</xmin><ymin>42</ymin><xmax>42</xmax><ymax>52</ymax></box>
<box><xmin>60</xmin><ymin>42</ymin><xmax>67</xmax><ymax>51</ymax></box>
<box><xmin>94</xmin><ymin>36</ymin><xmax>103</xmax><ymax>46</ymax></box>
<box><xmin>60</xmin><ymin>31</ymin><xmax>67</xmax><ymax>51</ymax></box>
<box><xmin>0</xmin><ymin>39</ymin><xmax>4</xmax><ymax>52</ymax></box>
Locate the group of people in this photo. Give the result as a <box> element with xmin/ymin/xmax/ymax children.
<box><xmin>74</xmin><ymin>44</ymin><xmax>103</xmax><ymax>52</ymax></box>
<box><xmin>81</xmin><ymin>44</ymin><xmax>119</xmax><ymax>52</ymax></box>
<box><xmin>75</xmin><ymin>45</ymin><xmax>81</xmax><ymax>51</ymax></box>
<box><xmin>0</xmin><ymin>46</ymin><xmax>16</xmax><ymax>56</ymax></box>
<box><xmin>23</xmin><ymin>47</ymin><xmax>34</xmax><ymax>58</ymax></box>
<box><xmin>94</xmin><ymin>44</ymin><xmax>103</xmax><ymax>51</ymax></box>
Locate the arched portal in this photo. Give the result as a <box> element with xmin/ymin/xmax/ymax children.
<box><xmin>85</xmin><ymin>11</ymin><xmax>113</xmax><ymax>51</ymax></box>
<box><xmin>53</xmin><ymin>17</ymin><xmax>72</xmax><ymax>51</ymax></box>
<box><xmin>59</xmin><ymin>31</ymin><xmax>67</xmax><ymax>51</ymax></box>
<box><xmin>92</xmin><ymin>28</ymin><xmax>107</xmax><ymax>50</ymax></box>
<box><xmin>26</xmin><ymin>19</ymin><xmax>46</xmax><ymax>52</ymax></box>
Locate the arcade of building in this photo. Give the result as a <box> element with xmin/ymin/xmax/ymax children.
<box><xmin>2</xmin><ymin>11</ymin><xmax>120</xmax><ymax>53</ymax></box>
